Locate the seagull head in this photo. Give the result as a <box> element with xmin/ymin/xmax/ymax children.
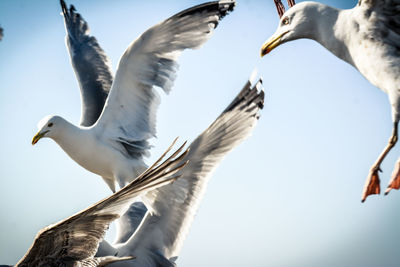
<box><xmin>32</xmin><ymin>115</ymin><xmax>62</xmax><ymax>145</ymax></box>
<box><xmin>261</xmin><ymin>2</ymin><xmax>322</xmax><ymax>56</ymax></box>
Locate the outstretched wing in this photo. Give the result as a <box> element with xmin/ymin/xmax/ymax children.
<box><xmin>122</xmin><ymin>78</ymin><xmax>264</xmax><ymax>262</ymax></box>
<box><xmin>94</xmin><ymin>1</ymin><xmax>235</xmax><ymax>160</ymax></box>
<box><xmin>60</xmin><ymin>0</ymin><xmax>113</xmax><ymax>127</ymax></box>
<box><xmin>16</xmin><ymin>142</ymin><xmax>188</xmax><ymax>266</ymax></box>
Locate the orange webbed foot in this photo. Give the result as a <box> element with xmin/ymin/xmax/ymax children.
<box><xmin>361</xmin><ymin>168</ymin><xmax>381</xmax><ymax>203</ymax></box>
<box><xmin>385</xmin><ymin>159</ymin><xmax>400</xmax><ymax>195</ymax></box>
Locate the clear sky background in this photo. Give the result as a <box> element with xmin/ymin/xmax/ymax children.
<box><xmin>1</xmin><ymin>0</ymin><xmax>400</xmax><ymax>266</ymax></box>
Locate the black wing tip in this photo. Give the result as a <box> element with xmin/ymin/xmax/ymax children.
<box><xmin>60</xmin><ymin>0</ymin><xmax>70</xmax><ymax>18</ymax></box>
<box><xmin>252</xmin><ymin>79</ymin><xmax>265</xmax><ymax>110</ymax></box>
<box><xmin>174</xmin><ymin>0</ymin><xmax>236</xmax><ymax>26</ymax></box>
<box><xmin>224</xmin><ymin>77</ymin><xmax>265</xmax><ymax>114</ymax></box>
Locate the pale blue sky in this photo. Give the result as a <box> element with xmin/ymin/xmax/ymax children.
<box><xmin>1</xmin><ymin>0</ymin><xmax>400</xmax><ymax>266</ymax></box>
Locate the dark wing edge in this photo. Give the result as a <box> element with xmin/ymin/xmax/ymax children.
<box><xmin>126</xmin><ymin>78</ymin><xmax>264</xmax><ymax>260</ymax></box>
<box><xmin>60</xmin><ymin>0</ymin><xmax>113</xmax><ymax>127</ymax></box>
<box><xmin>16</xmin><ymin>141</ymin><xmax>188</xmax><ymax>265</ymax></box>
<box><xmin>95</xmin><ymin>0</ymin><xmax>236</xmax><ymax>150</ymax></box>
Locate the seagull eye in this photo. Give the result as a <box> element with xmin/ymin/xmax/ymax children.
<box><xmin>48</xmin><ymin>123</ymin><xmax>53</xmax><ymax>127</ymax></box>
<box><xmin>282</xmin><ymin>17</ymin><xmax>290</xmax><ymax>25</ymax></box>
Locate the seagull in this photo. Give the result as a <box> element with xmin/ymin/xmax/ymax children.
<box><xmin>32</xmin><ymin>0</ymin><xmax>236</xmax><ymax>193</ymax></box>
<box><xmin>95</xmin><ymin>77</ymin><xmax>264</xmax><ymax>266</ymax></box>
<box><xmin>260</xmin><ymin>0</ymin><xmax>400</xmax><ymax>202</ymax></box>
<box><xmin>2</xmin><ymin>142</ymin><xmax>188</xmax><ymax>267</ymax></box>
<box><xmin>47</xmin><ymin>2</ymin><xmax>265</xmax><ymax>264</ymax></box>
<box><xmin>0</xmin><ymin>26</ymin><xmax>3</xmax><ymax>41</ymax></box>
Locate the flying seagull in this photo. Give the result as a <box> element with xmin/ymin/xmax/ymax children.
<box><xmin>54</xmin><ymin>2</ymin><xmax>264</xmax><ymax>263</ymax></box>
<box><xmin>32</xmin><ymin>0</ymin><xmax>236</xmax><ymax>193</ymax></box>
<box><xmin>3</xmin><ymin>142</ymin><xmax>188</xmax><ymax>267</ymax></box>
<box><xmin>95</xmin><ymin>77</ymin><xmax>264</xmax><ymax>266</ymax></box>
<box><xmin>260</xmin><ymin>0</ymin><xmax>400</xmax><ymax>202</ymax></box>
<box><xmin>0</xmin><ymin>26</ymin><xmax>3</xmax><ymax>41</ymax></box>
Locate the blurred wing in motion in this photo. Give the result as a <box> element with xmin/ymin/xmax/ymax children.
<box><xmin>15</xmin><ymin>141</ymin><xmax>188</xmax><ymax>266</ymax></box>
<box><xmin>60</xmin><ymin>0</ymin><xmax>113</xmax><ymax>126</ymax></box>
<box><xmin>117</xmin><ymin>78</ymin><xmax>264</xmax><ymax>264</ymax></box>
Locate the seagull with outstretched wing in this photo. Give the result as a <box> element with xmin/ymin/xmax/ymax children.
<box><xmin>3</xmin><ymin>142</ymin><xmax>187</xmax><ymax>267</ymax></box>
<box><xmin>32</xmin><ymin>0</ymin><xmax>236</xmax><ymax>193</ymax></box>
<box><xmin>95</xmin><ymin>77</ymin><xmax>264</xmax><ymax>266</ymax></box>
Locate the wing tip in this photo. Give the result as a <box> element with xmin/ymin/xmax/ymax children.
<box><xmin>173</xmin><ymin>0</ymin><xmax>236</xmax><ymax>28</ymax></box>
<box><xmin>223</xmin><ymin>76</ymin><xmax>265</xmax><ymax>114</ymax></box>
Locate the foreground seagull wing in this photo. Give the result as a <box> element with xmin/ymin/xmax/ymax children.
<box><xmin>110</xmin><ymin>78</ymin><xmax>264</xmax><ymax>265</ymax></box>
<box><xmin>60</xmin><ymin>0</ymin><xmax>113</xmax><ymax>127</ymax></box>
<box><xmin>15</xmin><ymin>143</ymin><xmax>187</xmax><ymax>266</ymax></box>
<box><xmin>94</xmin><ymin>1</ymin><xmax>235</xmax><ymax>156</ymax></box>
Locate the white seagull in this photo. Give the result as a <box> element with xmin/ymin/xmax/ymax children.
<box><xmin>94</xmin><ymin>77</ymin><xmax>264</xmax><ymax>266</ymax></box>
<box><xmin>2</xmin><ymin>142</ymin><xmax>187</xmax><ymax>267</ymax></box>
<box><xmin>47</xmin><ymin>2</ymin><xmax>265</xmax><ymax>264</ymax></box>
<box><xmin>32</xmin><ymin>0</ymin><xmax>236</xmax><ymax>193</ymax></box>
<box><xmin>260</xmin><ymin>0</ymin><xmax>400</xmax><ymax>202</ymax></box>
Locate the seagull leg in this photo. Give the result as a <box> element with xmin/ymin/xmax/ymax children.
<box><xmin>385</xmin><ymin>157</ymin><xmax>400</xmax><ymax>195</ymax></box>
<box><xmin>361</xmin><ymin>122</ymin><xmax>398</xmax><ymax>202</ymax></box>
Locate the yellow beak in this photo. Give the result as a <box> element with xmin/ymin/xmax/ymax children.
<box><xmin>260</xmin><ymin>31</ymin><xmax>289</xmax><ymax>57</ymax></box>
<box><xmin>32</xmin><ymin>130</ymin><xmax>49</xmax><ymax>145</ymax></box>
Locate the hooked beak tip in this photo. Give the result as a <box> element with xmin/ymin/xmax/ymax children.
<box><xmin>32</xmin><ymin>136</ymin><xmax>39</xmax><ymax>145</ymax></box>
<box><xmin>260</xmin><ymin>31</ymin><xmax>289</xmax><ymax>58</ymax></box>
<box><xmin>32</xmin><ymin>130</ymin><xmax>48</xmax><ymax>145</ymax></box>
<box><xmin>260</xmin><ymin>47</ymin><xmax>269</xmax><ymax>57</ymax></box>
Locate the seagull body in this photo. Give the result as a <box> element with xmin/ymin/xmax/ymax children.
<box><xmin>5</xmin><ymin>143</ymin><xmax>187</xmax><ymax>267</ymax></box>
<box><xmin>261</xmin><ymin>0</ymin><xmax>400</xmax><ymax>201</ymax></box>
<box><xmin>95</xmin><ymin>77</ymin><xmax>265</xmax><ymax>266</ymax></box>
<box><xmin>30</xmin><ymin>1</ymin><xmax>266</xmax><ymax>265</ymax></box>
<box><xmin>33</xmin><ymin>0</ymin><xmax>236</xmax><ymax>193</ymax></box>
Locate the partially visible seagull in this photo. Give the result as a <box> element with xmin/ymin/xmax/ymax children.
<box><xmin>3</xmin><ymin>142</ymin><xmax>187</xmax><ymax>267</ymax></box>
<box><xmin>260</xmin><ymin>0</ymin><xmax>400</xmax><ymax>202</ymax></box>
<box><xmin>95</xmin><ymin>77</ymin><xmax>265</xmax><ymax>266</ymax></box>
<box><xmin>32</xmin><ymin>0</ymin><xmax>236</xmax><ymax>193</ymax></box>
<box><xmin>0</xmin><ymin>26</ymin><xmax>3</xmax><ymax>41</ymax></box>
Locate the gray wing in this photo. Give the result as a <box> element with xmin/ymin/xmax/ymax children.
<box><xmin>60</xmin><ymin>0</ymin><xmax>113</xmax><ymax>127</ymax></box>
<box><xmin>359</xmin><ymin>0</ymin><xmax>400</xmax><ymax>59</ymax></box>
<box><xmin>0</xmin><ymin>26</ymin><xmax>3</xmax><ymax>41</ymax></box>
<box><xmin>94</xmin><ymin>1</ymin><xmax>235</xmax><ymax>160</ymax></box>
<box><xmin>122</xmin><ymin>78</ymin><xmax>264</xmax><ymax>261</ymax></box>
<box><xmin>15</xmin><ymin>142</ymin><xmax>187</xmax><ymax>266</ymax></box>
<box><xmin>114</xmin><ymin>202</ymin><xmax>147</xmax><ymax>244</ymax></box>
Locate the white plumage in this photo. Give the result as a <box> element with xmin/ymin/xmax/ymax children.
<box><xmin>9</xmin><ymin>143</ymin><xmax>187</xmax><ymax>267</ymax></box>
<box><xmin>261</xmin><ymin>0</ymin><xmax>400</xmax><ymax>202</ymax></box>
<box><xmin>33</xmin><ymin>0</ymin><xmax>236</xmax><ymax>193</ymax></box>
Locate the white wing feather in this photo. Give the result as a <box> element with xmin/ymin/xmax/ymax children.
<box><xmin>116</xmin><ymin>79</ymin><xmax>264</xmax><ymax>264</ymax></box>
<box><xmin>94</xmin><ymin>1</ymin><xmax>235</xmax><ymax>147</ymax></box>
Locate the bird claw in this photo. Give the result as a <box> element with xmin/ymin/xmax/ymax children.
<box><xmin>385</xmin><ymin>159</ymin><xmax>400</xmax><ymax>195</ymax></box>
<box><xmin>361</xmin><ymin>168</ymin><xmax>381</xmax><ymax>203</ymax></box>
